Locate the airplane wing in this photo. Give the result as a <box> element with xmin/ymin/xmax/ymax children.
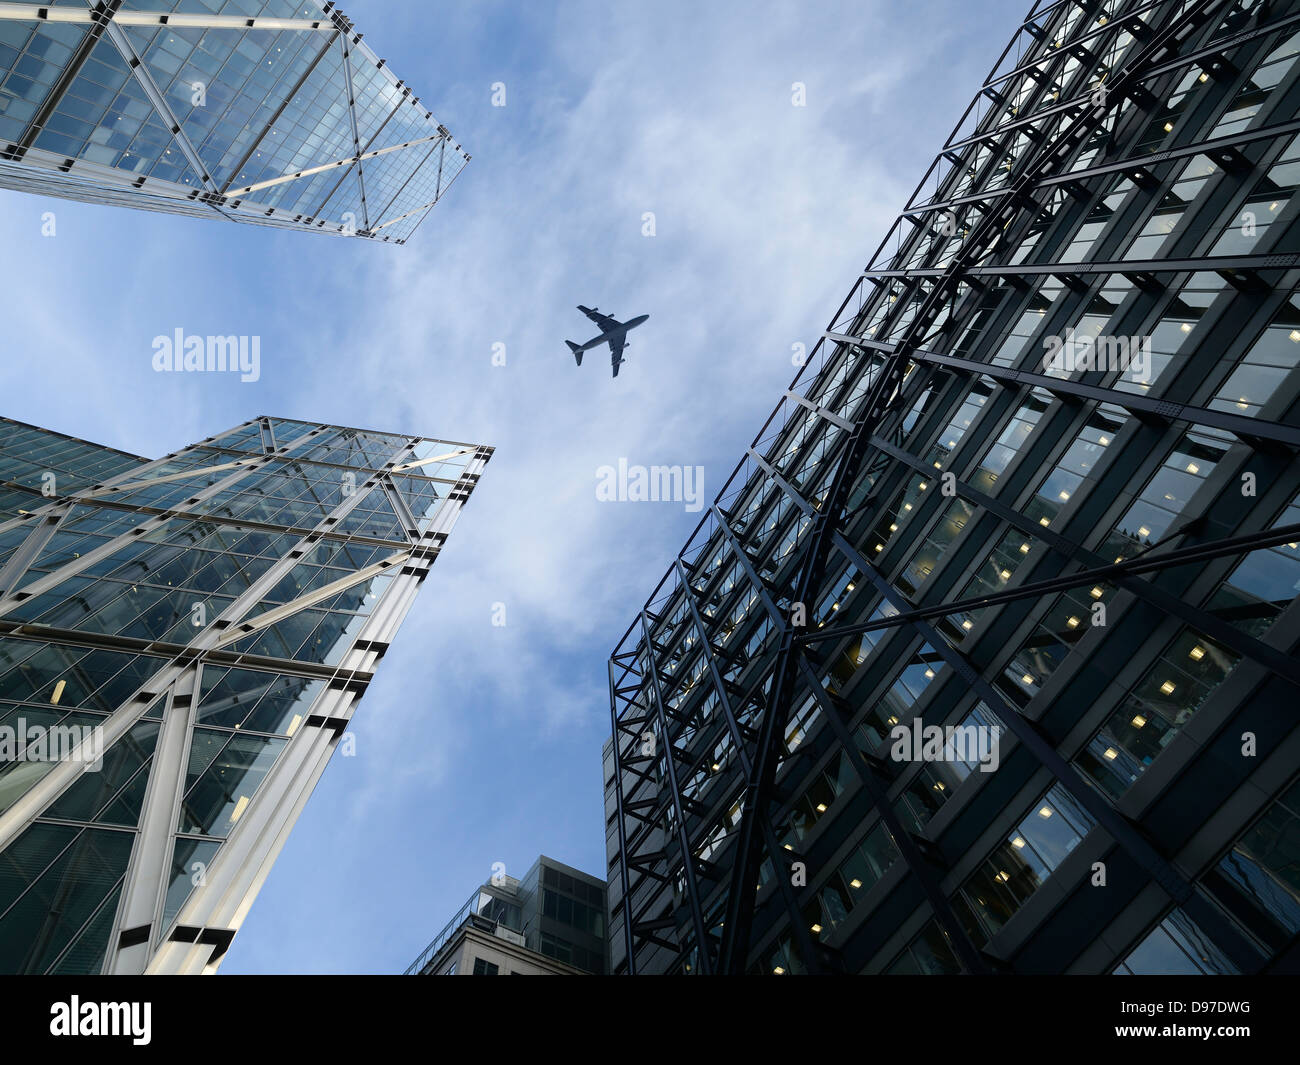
<box><xmin>582</xmin><ymin>306</ymin><xmax>621</xmax><ymax>331</ymax></box>
<box><xmin>608</xmin><ymin>334</ymin><xmax>627</xmax><ymax>377</ymax></box>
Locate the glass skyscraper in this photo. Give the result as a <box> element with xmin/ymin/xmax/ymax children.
<box><xmin>0</xmin><ymin>1</ymin><xmax>467</xmax><ymax>242</ymax></box>
<box><xmin>605</xmin><ymin>0</ymin><xmax>1300</xmax><ymax>974</ymax></box>
<box><xmin>0</xmin><ymin>415</ymin><xmax>490</xmax><ymax>973</ymax></box>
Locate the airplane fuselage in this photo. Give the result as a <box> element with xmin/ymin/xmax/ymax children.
<box><xmin>578</xmin><ymin>314</ymin><xmax>649</xmax><ymax>352</ymax></box>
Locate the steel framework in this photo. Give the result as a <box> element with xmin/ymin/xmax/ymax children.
<box><xmin>0</xmin><ymin>416</ymin><xmax>490</xmax><ymax>973</ymax></box>
<box><xmin>607</xmin><ymin>0</ymin><xmax>1300</xmax><ymax>976</ymax></box>
<box><xmin>0</xmin><ymin>1</ymin><xmax>468</xmax><ymax>242</ymax></box>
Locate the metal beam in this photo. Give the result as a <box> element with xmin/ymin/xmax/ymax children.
<box><xmin>0</xmin><ymin>4</ymin><xmax>333</xmax><ymax>31</ymax></box>
<box><xmin>336</xmin><ymin>29</ymin><xmax>370</xmax><ymax>231</ymax></box>
<box><xmin>802</xmin><ymin>521</ymin><xmax>1300</xmax><ymax>645</ymax></box>
<box><xmin>792</xmin><ymin>652</ymin><xmax>990</xmax><ymax>973</ymax></box>
<box><xmin>832</xmin><ymin>530</ymin><xmax>1268</xmax><ymax>975</ymax></box>
<box><xmin>637</xmin><ymin>611</ymin><xmax>714</xmax><ymax>973</ymax></box>
<box><xmin>101</xmin><ymin>18</ymin><xmax>218</xmax><ymax>192</ymax></box>
<box><xmin>713</xmin><ymin>0</ymin><xmax>1231</xmax><ymax>974</ymax></box>
<box><xmin>3</xmin><ymin>0</ymin><xmax>123</xmax><ymax>161</ymax></box>
<box><xmin>606</xmin><ymin>662</ymin><xmax>639</xmax><ymax>974</ymax></box>
<box><xmin>673</xmin><ymin>556</ymin><xmax>840</xmax><ymax>973</ymax></box>
<box><xmin>711</xmin><ymin>506</ymin><xmax>834</xmax><ymax>974</ymax></box>
<box><xmin>858</xmin><ymin>252</ymin><xmax>1300</xmax><ymax>280</ymax></box>
<box><xmin>225</xmin><ymin>133</ymin><xmax>442</xmax><ymax>198</ymax></box>
<box><xmin>905</xmin><ymin>347</ymin><xmax>1300</xmax><ymax>449</ymax></box>
<box><xmin>678</xmin><ymin>511</ymin><xmax>989</xmax><ymax>972</ymax></box>
<box><xmin>217</xmin><ymin>28</ymin><xmax>342</xmax><ymax>197</ymax></box>
<box><xmin>898</xmin><ymin>115</ymin><xmax>1300</xmax><ymax>220</ymax></box>
<box><xmin>869</xmin><ymin>434</ymin><xmax>1300</xmax><ymax>691</ymax></box>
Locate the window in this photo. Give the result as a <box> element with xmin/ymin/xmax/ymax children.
<box><xmin>474</xmin><ymin>892</ymin><xmax>521</xmax><ymax>931</ymax></box>
<box><xmin>856</xmin><ymin>645</ymin><xmax>943</xmax><ymax>745</ymax></box>
<box><xmin>970</xmin><ymin>389</ymin><xmax>1051</xmax><ymax>493</ymax></box>
<box><xmin>763</xmin><ymin>935</ymin><xmax>803</xmax><ymax>976</ymax></box>
<box><xmin>1209</xmin><ymin>30</ymin><xmax>1300</xmax><ymax>138</ymax></box>
<box><xmin>1204</xmin><ymin>777</ymin><xmax>1300</xmax><ymax>950</ymax></box>
<box><xmin>865</xmin><ymin>474</ymin><xmax>932</xmax><ymax>561</ymax></box>
<box><xmin>1210</xmin><ymin>133</ymin><xmax>1300</xmax><ymax>255</ymax></box>
<box><xmin>541</xmin><ymin>887</ymin><xmax>605</xmax><ymax>937</ymax></box>
<box><xmin>1024</xmin><ymin>405</ymin><xmax>1127</xmax><ymax>526</ymax></box>
<box><xmin>1043</xmin><ymin>277</ymin><xmax>1134</xmax><ymax>382</ymax></box>
<box><xmin>944</xmin><ymin>527</ymin><xmax>1039</xmax><ymax>641</ymax></box>
<box><xmin>471</xmin><ymin>958</ymin><xmax>499</xmax><ymax>975</ymax></box>
<box><xmin>839</xmin><ymin>821</ymin><xmax>900</xmax><ymax>899</ymax></box>
<box><xmin>952</xmin><ymin>784</ymin><xmax>1096</xmax><ymax>946</ymax></box>
<box><xmin>797</xmin><ymin>820</ymin><xmax>900</xmax><ymax>945</ymax></box>
<box><xmin>778</xmin><ymin>750</ymin><xmax>856</xmax><ymax>843</ymax></box>
<box><xmin>783</xmin><ymin>692</ymin><xmax>822</xmax><ymax>752</ymax></box>
<box><xmin>896</xmin><ymin>704</ymin><xmax>1004</xmax><ymax>829</ymax></box>
<box><xmin>900</xmin><ymin>381</ymin><xmax>946</xmax><ymax>444</ymax></box>
<box><xmin>1057</xmin><ymin>175</ymin><xmax>1135</xmax><ymax>263</ymax></box>
<box><xmin>1122</xmin><ymin>154</ymin><xmax>1217</xmax><ymax>260</ymax></box>
<box><xmin>896</xmin><ymin>498</ymin><xmax>976</xmax><ymax>601</ymax></box>
<box><xmin>1204</xmin><ymin>491</ymin><xmax>1300</xmax><ymax>637</ymax></box>
<box><xmin>995</xmin><ymin>582</ymin><xmax>1119</xmax><ymax>706</ymax></box>
<box><xmin>1076</xmin><ymin>627</ymin><xmax>1241</xmax><ymax>798</ymax></box>
<box><xmin>1101</xmin><ymin>427</ymin><xmax>1231</xmax><ymax>563</ymax></box>
<box><xmin>1114</xmin><ymin>271</ymin><xmax>1227</xmax><ymax>396</ymax></box>
<box><xmin>887</xmin><ymin>919</ymin><xmax>961</xmax><ymax>974</ymax></box>
<box><xmin>813</xmin><ymin>564</ymin><xmax>860</xmax><ymax>627</ymax></box>
<box><xmin>1113</xmin><ymin>908</ymin><xmax>1238</xmax><ymax>974</ymax></box>
<box><xmin>950</xmin><ymin>287</ymin><xmax>1013</xmax><ymax>360</ymax></box>
<box><xmin>540</xmin><ymin>932</ymin><xmax>606</xmax><ymax>973</ymax></box>
<box><xmin>1008</xmin><ymin>192</ymin><xmax>1069</xmax><ymax>266</ymax></box>
<box><xmin>1210</xmin><ymin>291</ymin><xmax>1300</xmax><ymax>417</ymax></box>
<box><xmin>1130</xmin><ymin>68</ymin><xmax>1207</xmax><ymax>156</ymax></box>
<box><xmin>923</xmin><ymin>377</ymin><xmax>995</xmax><ymax>469</ymax></box>
<box><xmin>989</xmin><ymin>282</ymin><xmax>1065</xmax><ymax>366</ymax></box>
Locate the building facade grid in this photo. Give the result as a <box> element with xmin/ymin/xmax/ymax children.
<box><xmin>0</xmin><ymin>0</ymin><xmax>468</xmax><ymax>242</ymax></box>
<box><xmin>0</xmin><ymin>415</ymin><xmax>490</xmax><ymax>973</ymax></box>
<box><xmin>606</xmin><ymin>0</ymin><xmax>1300</xmax><ymax>976</ymax></box>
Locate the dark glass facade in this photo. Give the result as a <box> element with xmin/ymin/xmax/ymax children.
<box><xmin>605</xmin><ymin>0</ymin><xmax>1300</xmax><ymax>974</ymax></box>
<box><xmin>406</xmin><ymin>855</ymin><xmax>608</xmax><ymax>975</ymax></box>
<box><xmin>0</xmin><ymin>1</ymin><xmax>468</xmax><ymax>242</ymax></box>
<box><xmin>0</xmin><ymin>416</ymin><xmax>490</xmax><ymax>973</ymax></box>
<box><xmin>534</xmin><ymin>858</ymin><xmax>608</xmax><ymax>973</ymax></box>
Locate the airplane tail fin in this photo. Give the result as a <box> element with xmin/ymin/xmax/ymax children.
<box><xmin>566</xmin><ymin>340</ymin><xmax>583</xmax><ymax>366</ymax></box>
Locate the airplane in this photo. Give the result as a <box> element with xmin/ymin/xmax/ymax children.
<box><xmin>566</xmin><ymin>305</ymin><xmax>649</xmax><ymax>378</ymax></box>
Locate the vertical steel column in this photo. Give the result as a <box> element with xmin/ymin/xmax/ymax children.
<box><xmin>673</xmin><ymin>558</ymin><xmax>830</xmax><ymax>974</ymax></box>
<box><xmin>606</xmin><ymin>660</ymin><xmax>639</xmax><ymax>975</ymax></box>
<box><xmin>638</xmin><ymin>611</ymin><xmax>714</xmax><ymax>973</ymax></box>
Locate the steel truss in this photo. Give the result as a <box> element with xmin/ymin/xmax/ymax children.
<box><xmin>608</xmin><ymin>0</ymin><xmax>1300</xmax><ymax>976</ymax></box>
<box><xmin>0</xmin><ymin>1</ymin><xmax>467</xmax><ymax>242</ymax></box>
<box><xmin>0</xmin><ymin>417</ymin><xmax>491</xmax><ymax>973</ymax></box>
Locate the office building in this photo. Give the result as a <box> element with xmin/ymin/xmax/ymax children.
<box><xmin>406</xmin><ymin>856</ymin><xmax>608</xmax><ymax>975</ymax></box>
<box><xmin>605</xmin><ymin>0</ymin><xmax>1300</xmax><ymax>974</ymax></box>
<box><xmin>0</xmin><ymin>1</ymin><xmax>468</xmax><ymax>242</ymax></box>
<box><xmin>0</xmin><ymin>414</ymin><xmax>490</xmax><ymax>972</ymax></box>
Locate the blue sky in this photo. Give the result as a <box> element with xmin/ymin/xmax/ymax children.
<box><xmin>0</xmin><ymin>0</ymin><xmax>1027</xmax><ymax>972</ymax></box>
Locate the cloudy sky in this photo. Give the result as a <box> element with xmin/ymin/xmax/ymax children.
<box><xmin>0</xmin><ymin>0</ymin><xmax>1027</xmax><ymax>972</ymax></box>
